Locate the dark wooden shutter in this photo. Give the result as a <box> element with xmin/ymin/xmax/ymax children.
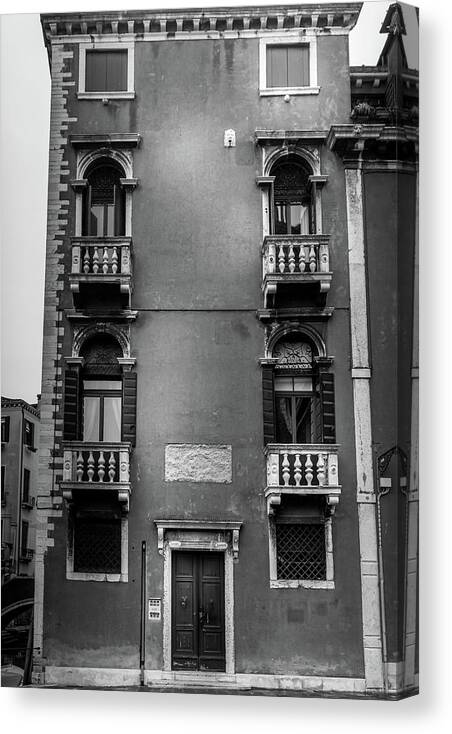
<box><xmin>319</xmin><ymin>372</ymin><xmax>336</xmax><ymax>444</ymax></box>
<box><xmin>2</xmin><ymin>416</ymin><xmax>10</xmax><ymax>442</ymax></box>
<box><xmin>262</xmin><ymin>365</ymin><xmax>276</xmax><ymax>445</ymax></box>
<box><xmin>122</xmin><ymin>371</ymin><xmax>137</xmax><ymax>446</ymax></box>
<box><xmin>63</xmin><ymin>369</ymin><xmax>81</xmax><ymax>441</ymax></box>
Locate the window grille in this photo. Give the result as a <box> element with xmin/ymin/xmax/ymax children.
<box><xmin>73</xmin><ymin>518</ymin><xmax>121</xmax><ymax>574</ymax></box>
<box><xmin>276</xmin><ymin>523</ymin><xmax>326</xmax><ymax>580</ymax></box>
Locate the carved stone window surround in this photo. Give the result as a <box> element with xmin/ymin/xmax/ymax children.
<box><xmin>71</xmin><ymin>144</ymin><xmax>138</xmax><ymax>238</ymax></box>
<box><xmin>77</xmin><ymin>41</ymin><xmax>135</xmax><ymax>100</ymax></box>
<box><xmin>259</xmin><ymin>34</ymin><xmax>319</xmax><ymax>97</ymax></box>
<box><xmin>66</xmin><ymin>512</ymin><xmax>128</xmax><ymax>583</ymax></box>
<box><xmin>71</xmin><ymin>323</ymin><xmax>131</xmax><ymax>359</ymax></box>
<box><xmin>268</xmin><ymin>511</ymin><xmax>335</xmax><ymax>589</ymax></box>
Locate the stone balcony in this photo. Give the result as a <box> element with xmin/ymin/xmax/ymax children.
<box><xmin>264</xmin><ymin>444</ymin><xmax>341</xmax><ymax>515</ymax></box>
<box><xmin>69</xmin><ymin>238</ymin><xmax>132</xmax><ymax>307</ymax></box>
<box><xmin>262</xmin><ymin>235</ymin><xmax>332</xmax><ymax>307</ymax></box>
<box><xmin>61</xmin><ymin>442</ymin><xmax>132</xmax><ymax>510</ymax></box>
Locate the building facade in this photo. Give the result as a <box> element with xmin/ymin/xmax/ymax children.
<box><xmin>2</xmin><ymin>396</ymin><xmax>40</xmax><ymax>672</ymax></box>
<box><xmin>34</xmin><ymin>3</ymin><xmax>418</xmax><ymax>698</ymax></box>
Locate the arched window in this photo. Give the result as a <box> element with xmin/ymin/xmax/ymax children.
<box><xmin>272</xmin><ymin>335</ymin><xmax>318</xmax><ymax>443</ymax></box>
<box><xmin>63</xmin><ymin>331</ymin><xmax>137</xmax><ymax>447</ymax></box>
<box><xmin>271</xmin><ymin>157</ymin><xmax>313</xmax><ymax>235</ymax></box>
<box><xmin>83</xmin><ymin>162</ymin><xmax>125</xmax><ymax>237</ymax></box>
<box><xmin>80</xmin><ymin>334</ymin><xmax>122</xmax><ymax>443</ymax></box>
<box><xmin>262</xmin><ymin>330</ymin><xmax>335</xmax><ymax>446</ymax></box>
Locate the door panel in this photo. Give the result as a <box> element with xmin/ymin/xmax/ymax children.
<box><xmin>172</xmin><ymin>553</ymin><xmax>198</xmax><ymax>669</ymax></box>
<box><xmin>172</xmin><ymin>551</ymin><xmax>225</xmax><ymax>672</ymax></box>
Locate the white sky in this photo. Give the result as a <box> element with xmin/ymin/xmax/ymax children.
<box><xmin>0</xmin><ymin>0</ymin><xmax>420</xmax><ymax>403</ymax></box>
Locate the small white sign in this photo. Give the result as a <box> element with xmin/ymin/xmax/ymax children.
<box><xmin>224</xmin><ymin>129</ymin><xmax>236</xmax><ymax>147</ymax></box>
<box><xmin>148</xmin><ymin>598</ymin><xmax>161</xmax><ymax>621</ymax></box>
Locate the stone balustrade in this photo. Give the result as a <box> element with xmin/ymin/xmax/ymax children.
<box><xmin>262</xmin><ymin>235</ymin><xmax>332</xmax><ymax>306</ymax></box>
<box><xmin>265</xmin><ymin>444</ymin><xmax>341</xmax><ymax>515</ymax></box>
<box><xmin>62</xmin><ymin>442</ymin><xmax>132</xmax><ymax>509</ymax></box>
<box><xmin>69</xmin><ymin>238</ymin><xmax>132</xmax><ymax>296</ymax></box>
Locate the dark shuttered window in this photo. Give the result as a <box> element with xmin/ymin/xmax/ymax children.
<box><xmin>23</xmin><ymin>469</ymin><xmax>31</xmax><ymax>504</ymax></box>
<box><xmin>319</xmin><ymin>372</ymin><xmax>336</xmax><ymax>443</ymax></box>
<box><xmin>266</xmin><ymin>45</ymin><xmax>310</xmax><ymax>88</ymax></box>
<box><xmin>262</xmin><ymin>365</ymin><xmax>276</xmax><ymax>445</ymax></box>
<box><xmin>85</xmin><ymin>50</ymin><xmax>128</xmax><ymax>92</ymax></box>
<box><xmin>1</xmin><ymin>417</ymin><xmax>10</xmax><ymax>443</ymax></box>
<box><xmin>63</xmin><ymin>369</ymin><xmax>82</xmax><ymax>441</ymax></box>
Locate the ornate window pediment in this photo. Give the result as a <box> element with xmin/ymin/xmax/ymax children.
<box><xmin>273</xmin><ymin>339</ymin><xmax>313</xmax><ymax>369</ymax></box>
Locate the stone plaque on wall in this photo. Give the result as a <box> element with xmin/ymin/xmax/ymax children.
<box><xmin>165</xmin><ymin>444</ymin><xmax>232</xmax><ymax>483</ymax></box>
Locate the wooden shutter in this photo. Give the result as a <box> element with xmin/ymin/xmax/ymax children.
<box><xmin>122</xmin><ymin>371</ymin><xmax>137</xmax><ymax>446</ymax></box>
<box><xmin>2</xmin><ymin>416</ymin><xmax>10</xmax><ymax>442</ymax></box>
<box><xmin>262</xmin><ymin>365</ymin><xmax>276</xmax><ymax>445</ymax></box>
<box><xmin>319</xmin><ymin>372</ymin><xmax>336</xmax><ymax>444</ymax></box>
<box><xmin>63</xmin><ymin>369</ymin><xmax>81</xmax><ymax>441</ymax></box>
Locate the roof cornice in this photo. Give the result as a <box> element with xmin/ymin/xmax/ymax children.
<box><xmin>1</xmin><ymin>397</ymin><xmax>40</xmax><ymax>418</ymax></box>
<box><xmin>41</xmin><ymin>4</ymin><xmax>362</xmax><ymax>43</ymax></box>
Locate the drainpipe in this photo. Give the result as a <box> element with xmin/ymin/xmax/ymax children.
<box><xmin>22</xmin><ymin>610</ymin><xmax>34</xmax><ymax>685</ymax></box>
<box><xmin>139</xmin><ymin>540</ymin><xmax>146</xmax><ymax>686</ymax></box>
<box><xmin>15</xmin><ymin>407</ymin><xmax>25</xmax><ymax>575</ymax></box>
<box><xmin>375</xmin><ymin>479</ymin><xmax>389</xmax><ymax>685</ymax></box>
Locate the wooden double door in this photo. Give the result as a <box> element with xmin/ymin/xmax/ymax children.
<box><xmin>172</xmin><ymin>551</ymin><xmax>225</xmax><ymax>672</ymax></box>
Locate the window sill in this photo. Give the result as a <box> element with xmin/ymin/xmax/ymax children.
<box><xmin>77</xmin><ymin>91</ymin><xmax>135</xmax><ymax>100</ymax></box>
<box><xmin>67</xmin><ymin>571</ymin><xmax>128</xmax><ymax>583</ymax></box>
<box><xmin>260</xmin><ymin>86</ymin><xmax>320</xmax><ymax>97</ymax></box>
<box><xmin>270</xmin><ymin>579</ymin><xmax>334</xmax><ymax>589</ymax></box>
<box><xmin>24</xmin><ymin>445</ymin><xmax>37</xmax><ymax>453</ymax></box>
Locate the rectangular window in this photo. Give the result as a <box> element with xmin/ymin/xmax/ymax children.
<box><xmin>275</xmin><ymin>203</ymin><xmax>311</xmax><ymax>235</ymax></box>
<box><xmin>1</xmin><ymin>466</ymin><xmax>5</xmax><ymax>503</ymax></box>
<box><xmin>73</xmin><ymin>517</ymin><xmax>121</xmax><ymax>574</ymax></box>
<box><xmin>1</xmin><ymin>416</ymin><xmax>10</xmax><ymax>442</ymax></box>
<box><xmin>85</xmin><ymin>50</ymin><xmax>128</xmax><ymax>92</ymax></box>
<box><xmin>274</xmin><ymin>375</ymin><xmax>316</xmax><ymax>443</ymax></box>
<box><xmin>24</xmin><ymin>420</ymin><xmax>34</xmax><ymax>449</ymax></box>
<box><xmin>83</xmin><ymin>380</ymin><xmax>122</xmax><ymax>443</ymax></box>
<box><xmin>78</xmin><ymin>42</ymin><xmax>135</xmax><ymax>100</ymax></box>
<box><xmin>276</xmin><ymin>522</ymin><xmax>326</xmax><ymax>580</ymax></box>
<box><xmin>259</xmin><ymin>36</ymin><xmax>318</xmax><ymax>96</ymax></box>
<box><xmin>23</xmin><ymin>469</ymin><xmax>30</xmax><ymax>504</ymax></box>
<box><xmin>266</xmin><ymin>45</ymin><xmax>310</xmax><ymax>88</ymax></box>
<box><xmin>21</xmin><ymin>521</ymin><xmax>29</xmax><ymax>556</ymax></box>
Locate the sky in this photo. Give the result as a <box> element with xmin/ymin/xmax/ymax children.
<box><xmin>0</xmin><ymin>0</ymin><xmax>419</xmax><ymax>403</ymax></box>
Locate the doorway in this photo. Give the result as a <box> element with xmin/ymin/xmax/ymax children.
<box><xmin>171</xmin><ymin>551</ymin><xmax>225</xmax><ymax>672</ymax></box>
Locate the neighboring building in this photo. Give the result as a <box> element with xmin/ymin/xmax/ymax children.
<box><xmin>1</xmin><ymin>396</ymin><xmax>40</xmax><ymax>671</ymax></box>
<box><xmin>33</xmin><ymin>3</ymin><xmax>418</xmax><ymax>698</ymax></box>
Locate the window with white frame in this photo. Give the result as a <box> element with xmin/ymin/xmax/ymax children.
<box><xmin>269</xmin><ymin>495</ymin><xmax>334</xmax><ymax>589</ymax></box>
<box><xmin>67</xmin><ymin>505</ymin><xmax>128</xmax><ymax>582</ymax></box>
<box><xmin>259</xmin><ymin>36</ymin><xmax>318</xmax><ymax>96</ymax></box>
<box><xmin>78</xmin><ymin>42</ymin><xmax>135</xmax><ymax>99</ymax></box>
